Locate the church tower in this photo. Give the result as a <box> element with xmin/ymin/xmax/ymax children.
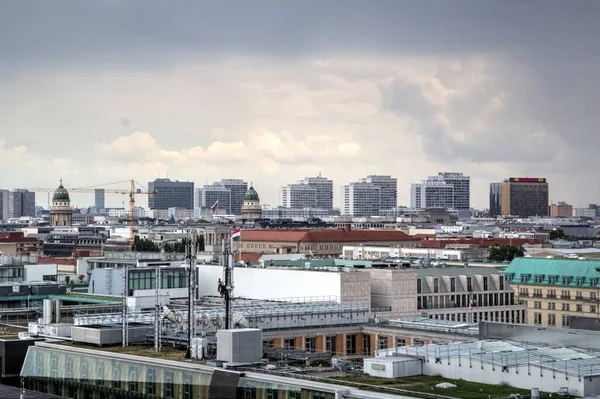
<box><xmin>50</xmin><ymin>179</ymin><xmax>73</xmax><ymax>226</ymax></box>
<box><xmin>241</xmin><ymin>184</ymin><xmax>261</xmax><ymax>221</ymax></box>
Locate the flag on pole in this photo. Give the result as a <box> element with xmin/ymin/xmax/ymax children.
<box><xmin>211</xmin><ymin>200</ymin><xmax>219</xmax><ymax>212</ymax></box>
<box><xmin>230</xmin><ymin>228</ymin><xmax>241</xmax><ymax>241</ymax></box>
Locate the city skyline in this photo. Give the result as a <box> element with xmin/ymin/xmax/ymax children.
<box><xmin>3</xmin><ymin>3</ymin><xmax>600</xmax><ymax>209</ymax></box>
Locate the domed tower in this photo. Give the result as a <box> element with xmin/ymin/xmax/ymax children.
<box><xmin>241</xmin><ymin>183</ymin><xmax>261</xmax><ymax>221</ymax></box>
<box><xmin>50</xmin><ymin>179</ymin><xmax>73</xmax><ymax>226</ymax></box>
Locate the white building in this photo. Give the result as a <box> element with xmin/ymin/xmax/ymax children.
<box><xmin>358</xmin><ymin>175</ymin><xmax>397</xmax><ymax>210</ymax></box>
<box><xmin>262</xmin><ymin>207</ymin><xmax>332</xmax><ymax>220</ymax></box>
<box><xmin>299</xmin><ymin>175</ymin><xmax>333</xmax><ymax>210</ymax></box>
<box><xmin>279</xmin><ymin>184</ymin><xmax>317</xmax><ymax>208</ymax></box>
<box><xmin>342</xmin><ymin>245</ymin><xmax>488</xmax><ymax>261</ymax></box>
<box><xmin>410</xmin><ymin>172</ymin><xmax>470</xmax><ymax>210</ymax></box>
<box><xmin>341</xmin><ymin>182</ymin><xmax>381</xmax><ymax>216</ymax></box>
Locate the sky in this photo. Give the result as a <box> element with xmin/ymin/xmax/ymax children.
<box><xmin>1</xmin><ymin>1</ymin><xmax>600</xmax><ymax>209</ymax></box>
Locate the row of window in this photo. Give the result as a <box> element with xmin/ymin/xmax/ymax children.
<box><xmin>530</xmin><ymin>301</ymin><xmax>597</xmax><ymax>313</ymax></box>
<box><xmin>513</xmin><ymin>273</ymin><xmax>599</xmax><ymax>287</ymax></box>
<box><xmin>519</xmin><ymin>288</ymin><xmax>598</xmax><ymax>301</ymax></box>
<box><xmin>417</xmin><ymin>276</ymin><xmax>505</xmax><ymax>294</ymax></box>
<box><xmin>533</xmin><ymin>313</ymin><xmax>571</xmax><ymax>327</ymax></box>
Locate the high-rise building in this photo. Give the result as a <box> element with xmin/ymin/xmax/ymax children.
<box><xmin>359</xmin><ymin>175</ymin><xmax>397</xmax><ymax>210</ymax></box>
<box><xmin>410</xmin><ymin>172</ymin><xmax>470</xmax><ymax>210</ymax></box>
<box><xmin>94</xmin><ymin>189</ymin><xmax>105</xmax><ymax>209</ymax></box>
<box><xmin>550</xmin><ymin>202</ymin><xmax>573</xmax><ymax>218</ymax></box>
<box><xmin>214</xmin><ymin>179</ymin><xmax>248</xmax><ymax>215</ymax></box>
<box><xmin>489</xmin><ymin>183</ymin><xmax>502</xmax><ymax>217</ymax></box>
<box><xmin>0</xmin><ymin>189</ymin><xmax>35</xmax><ymax>220</ymax></box>
<box><xmin>341</xmin><ymin>182</ymin><xmax>381</xmax><ymax>216</ymax></box>
<box><xmin>279</xmin><ymin>184</ymin><xmax>317</xmax><ymax>208</ymax></box>
<box><xmin>148</xmin><ymin>178</ymin><xmax>194</xmax><ymax>210</ymax></box>
<box><xmin>197</xmin><ymin>185</ymin><xmax>232</xmax><ymax>213</ymax></box>
<box><xmin>299</xmin><ymin>175</ymin><xmax>333</xmax><ymax>210</ymax></box>
<box><xmin>500</xmin><ymin>177</ymin><xmax>549</xmax><ymax>217</ymax></box>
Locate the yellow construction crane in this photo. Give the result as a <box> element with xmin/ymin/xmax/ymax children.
<box><xmin>28</xmin><ymin>179</ymin><xmax>156</xmax><ymax>248</ymax></box>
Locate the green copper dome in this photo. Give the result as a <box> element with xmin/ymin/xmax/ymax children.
<box><xmin>53</xmin><ymin>179</ymin><xmax>70</xmax><ymax>201</ymax></box>
<box><xmin>244</xmin><ymin>185</ymin><xmax>259</xmax><ymax>201</ymax></box>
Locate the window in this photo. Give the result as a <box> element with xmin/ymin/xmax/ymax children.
<box><xmin>549</xmin><ymin>276</ymin><xmax>557</xmax><ymax>284</ymax></box>
<box><xmin>520</xmin><ymin>274</ymin><xmax>530</xmax><ymax>283</ymax></box>
<box><xmin>289</xmin><ymin>391</ymin><xmax>301</xmax><ymax>399</ymax></box>
<box><xmin>576</xmin><ymin>291</ymin><xmax>583</xmax><ymax>300</ymax></box>
<box><xmin>591</xmin><ymin>305</ymin><xmax>597</xmax><ymax>313</ymax></box>
<box><xmin>164</xmin><ymin>370</ymin><xmax>174</xmax><ymax>398</ymax></box>
<box><xmin>284</xmin><ymin>338</ymin><xmax>295</xmax><ymax>350</ymax></box>
<box><xmin>146</xmin><ymin>369</ymin><xmax>156</xmax><ymax>396</ymax></box>
<box><xmin>562</xmin><ymin>303</ymin><xmax>570</xmax><ymax>311</ymax></box>
<box><xmin>591</xmin><ymin>278</ymin><xmax>598</xmax><ymax>287</ymax></box>
<box><xmin>433</xmin><ymin>278</ymin><xmax>439</xmax><ymax>293</ymax></box>
<box><xmin>81</xmin><ymin>359</ymin><xmax>88</xmax><ymax>382</ymax></box>
<box><xmin>534</xmin><ymin>301</ymin><xmax>541</xmax><ymax>309</ymax></box>
<box><xmin>591</xmin><ymin>292</ymin><xmax>597</xmax><ymax>301</ymax></box>
<box><xmin>547</xmin><ymin>289</ymin><xmax>557</xmax><ymax>298</ymax></box>
<box><xmin>112</xmin><ymin>363</ymin><xmax>121</xmax><ymax>389</ymax></box>
<box><xmin>362</xmin><ymin>335</ymin><xmax>371</xmax><ymax>356</ymax></box>
<box><xmin>561</xmin><ymin>290</ymin><xmax>570</xmax><ymax>299</ymax></box>
<box><xmin>50</xmin><ymin>354</ymin><xmax>59</xmax><ymax>378</ymax></box>
<box><xmin>346</xmin><ymin>334</ymin><xmax>356</xmax><ymax>355</ymax></box>
<box><xmin>467</xmin><ymin>277</ymin><xmax>473</xmax><ymax>292</ymax></box>
<box><xmin>325</xmin><ymin>336</ymin><xmax>337</xmax><ymax>354</ymax></box>
<box><xmin>267</xmin><ymin>389</ymin><xmax>278</xmax><ymax>399</ymax></box>
<box><xmin>128</xmin><ymin>366</ymin><xmax>138</xmax><ymax>393</ymax></box>
<box><xmin>534</xmin><ymin>275</ymin><xmax>544</xmax><ymax>283</ymax></box>
<box><xmin>562</xmin><ymin>276</ymin><xmax>572</xmax><ymax>285</ymax></box>
<box><xmin>499</xmin><ymin>276</ymin><xmax>505</xmax><ymax>290</ymax></box>
<box><xmin>65</xmin><ymin>356</ymin><xmax>73</xmax><ymax>379</ymax></box>
<box><xmin>378</xmin><ymin>336</ymin><xmax>388</xmax><ymax>350</ymax></box>
<box><xmin>483</xmin><ymin>277</ymin><xmax>489</xmax><ymax>291</ymax></box>
<box><xmin>417</xmin><ymin>279</ymin><xmax>422</xmax><ymax>294</ymax></box>
<box><xmin>576</xmin><ymin>277</ymin><xmax>585</xmax><ymax>286</ymax></box>
<box><xmin>96</xmin><ymin>362</ymin><xmax>104</xmax><ymax>385</ymax></box>
<box><xmin>576</xmin><ymin>304</ymin><xmax>583</xmax><ymax>312</ymax></box>
<box><xmin>548</xmin><ymin>302</ymin><xmax>556</xmax><ymax>310</ymax></box>
<box><xmin>450</xmin><ymin>278</ymin><xmax>456</xmax><ymax>292</ymax></box>
<box><xmin>396</xmin><ymin>337</ymin><xmax>406</xmax><ymax>347</ymax></box>
<box><xmin>548</xmin><ymin>314</ymin><xmax>556</xmax><ymax>326</ymax></box>
<box><xmin>183</xmin><ymin>373</ymin><xmax>193</xmax><ymax>399</ymax></box>
<box><xmin>305</xmin><ymin>337</ymin><xmax>316</xmax><ymax>352</ymax></box>
<box><xmin>562</xmin><ymin>315</ymin><xmax>570</xmax><ymax>327</ymax></box>
<box><xmin>534</xmin><ymin>313</ymin><xmax>542</xmax><ymax>325</ymax></box>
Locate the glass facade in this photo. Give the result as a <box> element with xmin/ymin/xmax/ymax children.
<box><xmin>21</xmin><ymin>345</ymin><xmax>337</xmax><ymax>399</ymax></box>
<box><xmin>128</xmin><ymin>268</ymin><xmax>188</xmax><ymax>293</ymax></box>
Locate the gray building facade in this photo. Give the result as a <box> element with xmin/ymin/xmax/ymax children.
<box><xmin>198</xmin><ymin>185</ymin><xmax>232</xmax><ymax>213</ymax></box>
<box><xmin>0</xmin><ymin>189</ymin><xmax>35</xmax><ymax>220</ymax></box>
<box><xmin>94</xmin><ymin>189</ymin><xmax>105</xmax><ymax>209</ymax></box>
<box><xmin>489</xmin><ymin>182</ymin><xmax>501</xmax><ymax>217</ymax></box>
<box><xmin>148</xmin><ymin>178</ymin><xmax>194</xmax><ymax>210</ymax></box>
<box><xmin>215</xmin><ymin>179</ymin><xmax>248</xmax><ymax>215</ymax></box>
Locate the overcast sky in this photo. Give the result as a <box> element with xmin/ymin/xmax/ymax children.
<box><xmin>2</xmin><ymin>1</ymin><xmax>599</xmax><ymax>209</ymax></box>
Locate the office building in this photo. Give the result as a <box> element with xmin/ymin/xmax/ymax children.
<box><xmin>359</xmin><ymin>175</ymin><xmax>397</xmax><ymax>210</ymax></box>
<box><xmin>299</xmin><ymin>175</ymin><xmax>333</xmax><ymax>210</ymax></box>
<box><xmin>410</xmin><ymin>181</ymin><xmax>454</xmax><ymax>209</ymax></box>
<box><xmin>279</xmin><ymin>184</ymin><xmax>317</xmax><ymax>208</ymax></box>
<box><xmin>214</xmin><ymin>179</ymin><xmax>248</xmax><ymax>215</ymax></box>
<box><xmin>197</xmin><ymin>185</ymin><xmax>232</xmax><ymax>213</ymax></box>
<box><xmin>411</xmin><ymin>172</ymin><xmax>470</xmax><ymax>210</ymax></box>
<box><xmin>147</xmin><ymin>178</ymin><xmax>194</xmax><ymax>210</ymax></box>
<box><xmin>0</xmin><ymin>189</ymin><xmax>36</xmax><ymax>220</ymax></box>
<box><xmin>489</xmin><ymin>182</ymin><xmax>501</xmax><ymax>217</ymax></box>
<box><xmin>550</xmin><ymin>202</ymin><xmax>573</xmax><ymax>218</ymax></box>
<box><xmin>505</xmin><ymin>257</ymin><xmax>600</xmax><ymax>328</ymax></box>
<box><xmin>94</xmin><ymin>188</ymin><xmax>105</xmax><ymax>209</ymax></box>
<box><xmin>500</xmin><ymin>177</ymin><xmax>549</xmax><ymax>217</ymax></box>
<box><xmin>341</xmin><ymin>182</ymin><xmax>381</xmax><ymax>216</ymax></box>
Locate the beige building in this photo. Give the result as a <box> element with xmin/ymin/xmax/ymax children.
<box><xmin>505</xmin><ymin>257</ymin><xmax>600</xmax><ymax>328</ymax></box>
<box><xmin>237</xmin><ymin>227</ymin><xmax>420</xmax><ymax>258</ymax></box>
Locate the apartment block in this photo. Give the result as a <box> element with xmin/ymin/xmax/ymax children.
<box><xmin>279</xmin><ymin>184</ymin><xmax>317</xmax><ymax>208</ymax></box>
<box><xmin>299</xmin><ymin>175</ymin><xmax>333</xmax><ymax>210</ymax></box>
<box><xmin>147</xmin><ymin>178</ymin><xmax>194</xmax><ymax>210</ymax></box>
<box><xmin>505</xmin><ymin>257</ymin><xmax>600</xmax><ymax>328</ymax></box>
<box><xmin>197</xmin><ymin>185</ymin><xmax>232</xmax><ymax>213</ymax></box>
<box><xmin>550</xmin><ymin>202</ymin><xmax>573</xmax><ymax>217</ymax></box>
<box><xmin>341</xmin><ymin>182</ymin><xmax>381</xmax><ymax>216</ymax></box>
<box><xmin>359</xmin><ymin>175</ymin><xmax>397</xmax><ymax>210</ymax></box>
<box><xmin>411</xmin><ymin>172</ymin><xmax>470</xmax><ymax>210</ymax></box>
<box><xmin>214</xmin><ymin>179</ymin><xmax>248</xmax><ymax>215</ymax></box>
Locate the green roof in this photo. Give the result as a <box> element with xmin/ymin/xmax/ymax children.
<box><xmin>504</xmin><ymin>257</ymin><xmax>600</xmax><ymax>288</ymax></box>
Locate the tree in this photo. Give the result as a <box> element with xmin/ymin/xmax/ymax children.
<box><xmin>549</xmin><ymin>228</ymin><xmax>567</xmax><ymax>240</ymax></box>
<box><xmin>488</xmin><ymin>245</ymin><xmax>525</xmax><ymax>262</ymax></box>
<box><xmin>131</xmin><ymin>235</ymin><xmax>205</xmax><ymax>253</ymax></box>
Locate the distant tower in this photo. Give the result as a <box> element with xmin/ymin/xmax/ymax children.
<box><xmin>50</xmin><ymin>179</ymin><xmax>72</xmax><ymax>226</ymax></box>
<box><xmin>241</xmin><ymin>183</ymin><xmax>261</xmax><ymax>221</ymax></box>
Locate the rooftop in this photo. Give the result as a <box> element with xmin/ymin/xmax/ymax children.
<box><xmin>504</xmin><ymin>257</ymin><xmax>600</xmax><ymax>286</ymax></box>
<box><xmin>241</xmin><ymin>229</ymin><xmax>418</xmax><ymax>243</ymax></box>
